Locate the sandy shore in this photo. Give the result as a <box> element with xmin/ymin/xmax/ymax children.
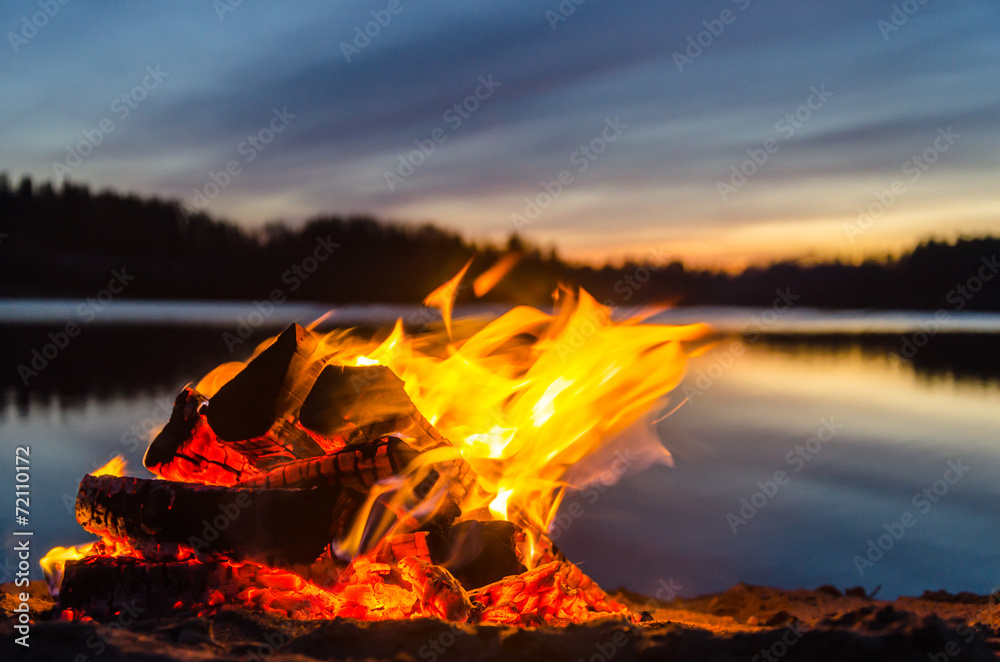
<box><xmin>3</xmin><ymin>580</ymin><xmax>998</xmax><ymax>661</ymax></box>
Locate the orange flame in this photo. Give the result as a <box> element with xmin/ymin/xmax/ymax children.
<box><xmin>40</xmin><ymin>543</ymin><xmax>94</xmax><ymax>597</ymax></box>
<box><xmin>209</xmin><ymin>274</ymin><xmax>708</xmax><ymax>560</ymax></box>
<box><xmin>380</xmin><ymin>286</ymin><xmax>706</xmax><ymax>546</ymax></box>
<box><xmin>93</xmin><ymin>455</ymin><xmax>127</xmax><ymax>477</ymax></box>
<box><xmin>422</xmin><ymin>258</ymin><xmax>472</xmax><ymax>339</ymax></box>
<box><xmin>473</xmin><ymin>252</ymin><xmax>521</xmax><ymax>297</ymax></box>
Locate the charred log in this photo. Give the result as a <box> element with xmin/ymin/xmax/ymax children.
<box><xmin>205</xmin><ymin>324</ymin><xmax>328</xmax><ymax>466</ymax></box>
<box><xmin>299</xmin><ymin>364</ymin><xmax>448</xmax><ymax>452</ymax></box>
<box><xmin>76</xmin><ymin>474</ymin><xmax>365</xmax><ymax>567</ymax></box>
<box><xmin>202</xmin><ymin>325</ymin><xmax>454</xmax><ymax>470</ymax></box>
<box><xmin>238</xmin><ymin>436</ymin><xmax>420</xmax><ymax>491</ymax></box>
<box><xmin>59</xmin><ymin>556</ymin><xmax>242</xmax><ymax>618</ymax></box>
<box><xmin>142</xmin><ymin>388</ymin><xmax>205</xmax><ymax>467</ymax></box>
<box><xmin>425</xmin><ymin>520</ymin><xmax>527</xmax><ymax>590</ymax></box>
<box><xmin>205</xmin><ymin>324</ymin><xmax>319</xmax><ymax>442</ymax></box>
<box><xmin>143</xmin><ymin>388</ymin><xmax>260</xmax><ymax>486</ymax></box>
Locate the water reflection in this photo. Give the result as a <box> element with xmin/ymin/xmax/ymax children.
<box><xmin>0</xmin><ymin>324</ymin><xmax>284</xmax><ymax>411</ymax></box>
<box><xmin>1</xmin><ymin>323</ymin><xmax>998</xmax><ymax>599</ymax></box>
<box><xmin>758</xmin><ymin>333</ymin><xmax>1000</xmax><ymax>387</ymax></box>
<box><xmin>558</xmin><ymin>335</ymin><xmax>1000</xmax><ymax>600</ymax></box>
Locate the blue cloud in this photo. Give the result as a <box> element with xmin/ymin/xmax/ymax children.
<box><xmin>1</xmin><ymin>0</ymin><xmax>997</xmax><ymax>259</ymax></box>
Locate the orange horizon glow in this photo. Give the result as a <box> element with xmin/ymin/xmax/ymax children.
<box><xmin>359</xmin><ymin>174</ymin><xmax>1000</xmax><ymax>273</ymax></box>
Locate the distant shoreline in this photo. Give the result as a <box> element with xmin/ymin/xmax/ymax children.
<box><xmin>2</xmin><ymin>176</ymin><xmax>999</xmax><ymax>312</ymax></box>
<box><xmin>3</xmin><ymin>299</ymin><xmax>1000</xmax><ymax>335</ymax></box>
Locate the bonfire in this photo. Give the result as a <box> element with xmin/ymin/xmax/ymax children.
<box><xmin>41</xmin><ymin>266</ymin><xmax>707</xmax><ymax>627</ymax></box>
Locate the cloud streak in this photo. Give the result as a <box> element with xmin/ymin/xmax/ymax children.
<box><xmin>1</xmin><ymin>0</ymin><xmax>998</xmax><ymax>266</ymax></box>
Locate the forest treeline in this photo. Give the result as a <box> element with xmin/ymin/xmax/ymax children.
<box><xmin>1</xmin><ymin>174</ymin><xmax>998</xmax><ymax>311</ymax></box>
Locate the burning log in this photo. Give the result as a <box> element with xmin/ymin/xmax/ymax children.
<box><xmin>50</xmin><ymin>269</ymin><xmax>703</xmax><ymax>628</ymax></box>
<box><xmin>75</xmin><ymin>474</ymin><xmax>365</xmax><ymax>566</ymax></box>
<box><xmin>201</xmin><ymin>324</ymin><xmax>331</xmax><ymax>468</ymax></box>
<box><xmin>198</xmin><ymin>325</ymin><xmax>452</xmax><ymax>472</ymax></box>
<box><xmin>471</xmin><ymin>561</ymin><xmax>560</xmax><ymax>625</ymax></box>
<box><xmin>524</xmin><ymin>532</ymin><xmax>634</xmax><ymax>616</ymax></box>
<box><xmin>58</xmin><ymin>554</ymin><xmax>419</xmax><ymax>621</ymax></box>
<box><xmin>146</xmin><ymin>386</ymin><xmax>474</xmax><ymax>513</ymax></box>
<box><xmin>299</xmin><ymin>363</ymin><xmax>449</xmax><ymax>452</ymax></box>
<box><xmin>427</xmin><ymin>520</ymin><xmax>527</xmax><ymax>590</ymax></box>
<box><xmin>59</xmin><ymin>556</ymin><xmax>243</xmax><ymax>618</ymax></box>
<box><xmin>205</xmin><ymin>324</ymin><xmax>326</xmax><ymax>455</ymax></box>
<box><xmin>142</xmin><ymin>323</ymin><xmax>480</xmax><ymax>541</ymax></box>
<box><xmin>235</xmin><ymin>438</ymin><xmax>475</xmax><ymax>535</ymax></box>
<box><xmin>237</xmin><ymin>436</ymin><xmax>421</xmax><ymax>491</ymax></box>
<box><xmin>144</xmin><ymin>388</ymin><xmax>261</xmax><ymax>486</ymax></box>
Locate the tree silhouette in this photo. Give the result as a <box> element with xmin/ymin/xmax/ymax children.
<box><xmin>0</xmin><ymin>174</ymin><xmax>997</xmax><ymax>310</ymax></box>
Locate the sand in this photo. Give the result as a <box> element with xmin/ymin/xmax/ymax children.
<box><xmin>3</xmin><ymin>580</ymin><xmax>998</xmax><ymax>661</ymax></box>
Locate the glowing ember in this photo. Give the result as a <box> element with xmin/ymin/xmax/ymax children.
<box><xmin>44</xmin><ymin>264</ymin><xmax>706</xmax><ymax>626</ymax></box>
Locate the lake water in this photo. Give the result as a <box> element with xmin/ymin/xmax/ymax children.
<box><xmin>1</xmin><ymin>302</ymin><xmax>998</xmax><ymax>600</ymax></box>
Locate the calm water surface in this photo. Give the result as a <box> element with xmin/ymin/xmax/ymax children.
<box><xmin>559</xmin><ymin>337</ymin><xmax>999</xmax><ymax>600</ymax></box>
<box><xmin>1</xmin><ymin>306</ymin><xmax>997</xmax><ymax>600</ymax></box>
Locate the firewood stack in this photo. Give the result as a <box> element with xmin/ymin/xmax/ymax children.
<box><xmin>58</xmin><ymin>324</ymin><xmax>637</xmax><ymax>626</ymax></box>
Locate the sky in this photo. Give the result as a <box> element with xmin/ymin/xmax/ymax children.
<box><xmin>2</xmin><ymin>0</ymin><xmax>998</xmax><ymax>269</ymax></box>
